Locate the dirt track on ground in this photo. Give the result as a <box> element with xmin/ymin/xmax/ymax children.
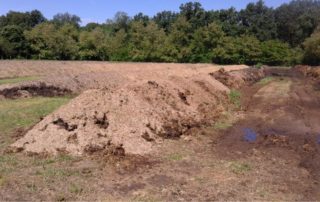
<box><xmin>214</xmin><ymin>71</ymin><xmax>320</xmax><ymax>200</ymax></box>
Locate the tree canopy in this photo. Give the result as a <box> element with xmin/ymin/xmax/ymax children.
<box><xmin>303</xmin><ymin>28</ymin><xmax>320</xmax><ymax>65</ymax></box>
<box><xmin>0</xmin><ymin>1</ymin><xmax>320</xmax><ymax>65</ymax></box>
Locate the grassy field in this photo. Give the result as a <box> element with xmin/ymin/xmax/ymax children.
<box><xmin>0</xmin><ymin>95</ymin><xmax>89</xmax><ymax>201</ymax></box>
<box><xmin>0</xmin><ymin>76</ymin><xmax>39</xmax><ymax>85</ymax></box>
<box><xmin>258</xmin><ymin>77</ymin><xmax>274</xmax><ymax>85</ymax></box>
<box><xmin>0</xmin><ymin>97</ymin><xmax>71</xmax><ymax>134</ymax></box>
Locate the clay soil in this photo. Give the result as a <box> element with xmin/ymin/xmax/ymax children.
<box><xmin>0</xmin><ymin>62</ymin><xmax>320</xmax><ymax>201</ymax></box>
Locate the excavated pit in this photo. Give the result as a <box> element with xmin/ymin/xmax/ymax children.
<box><xmin>213</xmin><ymin>66</ymin><xmax>320</xmax><ymax>200</ymax></box>
<box><xmin>0</xmin><ymin>82</ymin><xmax>72</xmax><ymax>99</ymax></box>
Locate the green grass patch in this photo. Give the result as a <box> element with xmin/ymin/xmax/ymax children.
<box><xmin>0</xmin><ymin>97</ymin><xmax>71</xmax><ymax>134</ymax></box>
<box><xmin>214</xmin><ymin>121</ymin><xmax>233</xmax><ymax>130</ymax></box>
<box><xmin>0</xmin><ymin>154</ymin><xmax>19</xmax><ymax>175</ymax></box>
<box><xmin>32</xmin><ymin>154</ymin><xmax>78</xmax><ymax>167</ymax></box>
<box><xmin>165</xmin><ymin>153</ymin><xmax>183</xmax><ymax>161</ymax></box>
<box><xmin>69</xmin><ymin>183</ymin><xmax>83</xmax><ymax>194</ymax></box>
<box><xmin>258</xmin><ymin>77</ymin><xmax>274</xmax><ymax>85</ymax></box>
<box><xmin>0</xmin><ymin>175</ymin><xmax>7</xmax><ymax>187</ymax></box>
<box><xmin>254</xmin><ymin>63</ymin><xmax>264</xmax><ymax>69</ymax></box>
<box><xmin>0</xmin><ymin>76</ymin><xmax>39</xmax><ymax>85</ymax></box>
<box><xmin>35</xmin><ymin>167</ymin><xmax>81</xmax><ymax>179</ymax></box>
<box><xmin>230</xmin><ymin>162</ymin><xmax>252</xmax><ymax>174</ymax></box>
<box><xmin>228</xmin><ymin>89</ymin><xmax>241</xmax><ymax>108</ymax></box>
<box><xmin>213</xmin><ymin>110</ymin><xmax>238</xmax><ymax>131</ymax></box>
<box><xmin>26</xmin><ymin>181</ymin><xmax>38</xmax><ymax>192</ymax></box>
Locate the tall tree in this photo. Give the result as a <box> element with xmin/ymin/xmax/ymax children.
<box><xmin>57</xmin><ymin>24</ymin><xmax>79</xmax><ymax>59</ymax></box>
<box><xmin>0</xmin><ymin>0</ymin><xmax>310</xmax><ymax>65</ymax></box>
<box><xmin>0</xmin><ymin>25</ymin><xmax>28</xmax><ymax>58</ymax></box>
<box><xmin>303</xmin><ymin>27</ymin><xmax>320</xmax><ymax>65</ymax></box>
<box><xmin>261</xmin><ymin>40</ymin><xmax>297</xmax><ymax>65</ymax></box>
<box><xmin>0</xmin><ymin>36</ymin><xmax>13</xmax><ymax>59</ymax></box>
<box><xmin>52</xmin><ymin>13</ymin><xmax>81</xmax><ymax>27</ymax></box>
<box><xmin>83</xmin><ymin>22</ymin><xmax>100</xmax><ymax>31</ymax></box>
<box><xmin>108</xmin><ymin>12</ymin><xmax>131</xmax><ymax>32</ymax></box>
<box><xmin>79</xmin><ymin>27</ymin><xmax>108</xmax><ymax>60</ymax></box>
<box><xmin>179</xmin><ymin>2</ymin><xmax>207</xmax><ymax>28</ymax></box>
<box><xmin>129</xmin><ymin>21</ymin><xmax>167</xmax><ymax>61</ymax></box>
<box><xmin>275</xmin><ymin>0</ymin><xmax>320</xmax><ymax>46</ymax></box>
<box><xmin>0</xmin><ymin>10</ymin><xmax>46</xmax><ymax>29</ymax></box>
<box><xmin>212</xmin><ymin>35</ymin><xmax>262</xmax><ymax>65</ymax></box>
<box><xmin>29</xmin><ymin>10</ymin><xmax>46</xmax><ymax>27</ymax></box>
<box><xmin>167</xmin><ymin>16</ymin><xmax>193</xmax><ymax>62</ymax></box>
<box><xmin>106</xmin><ymin>29</ymin><xmax>130</xmax><ymax>61</ymax></box>
<box><xmin>133</xmin><ymin>13</ymin><xmax>150</xmax><ymax>26</ymax></box>
<box><xmin>240</xmin><ymin>0</ymin><xmax>277</xmax><ymax>41</ymax></box>
<box><xmin>190</xmin><ymin>23</ymin><xmax>225</xmax><ymax>62</ymax></box>
<box><xmin>208</xmin><ymin>8</ymin><xmax>243</xmax><ymax>37</ymax></box>
<box><xmin>153</xmin><ymin>11</ymin><xmax>178</xmax><ymax>32</ymax></box>
<box><xmin>25</xmin><ymin>23</ymin><xmax>79</xmax><ymax>60</ymax></box>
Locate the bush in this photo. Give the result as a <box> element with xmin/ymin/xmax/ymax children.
<box><xmin>260</xmin><ymin>40</ymin><xmax>297</xmax><ymax>66</ymax></box>
<box><xmin>212</xmin><ymin>35</ymin><xmax>262</xmax><ymax>65</ymax></box>
<box><xmin>303</xmin><ymin>29</ymin><xmax>320</xmax><ymax>65</ymax></box>
<box><xmin>228</xmin><ymin>89</ymin><xmax>241</xmax><ymax>108</ymax></box>
<box><xmin>212</xmin><ymin>36</ymin><xmax>300</xmax><ymax>66</ymax></box>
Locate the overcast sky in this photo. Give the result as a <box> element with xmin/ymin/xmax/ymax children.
<box><xmin>0</xmin><ymin>0</ymin><xmax>291</xmax><ymax>25</ymax></box>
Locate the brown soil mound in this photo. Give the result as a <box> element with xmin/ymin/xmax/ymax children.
<box><xmin>10</xmin><ymin>76</ymin><xmax>228</xmax><ymax>155</ymax></box>
<box><xmin>0</xmin><ymin>61</ymin><xmax>248</xmax><ymax>98</ymax></box>
<box><xmin>294</xmin><ymin>65</ymin><xmax>320</xmax><ymax>78</ymax></box>
<box><xmin>210</xmin><ymin>68</ymin><xmax>265</xmax><ymax>89</ymax></box>
<box><xmin>10</xmin><ymin>65</ymin><xmax>264</xmax><ymax>156</ymax></box>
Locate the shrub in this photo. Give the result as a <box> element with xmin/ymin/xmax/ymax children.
<box><xmin>228</xmin><ymin>89</ymin><xmax>241</xmax><ymax>107</ymax></box>
<box><xmin>303</xmin><ymin>29</ymin><xmax>320</xmax><ymax>65</ymax></box>
<box><xmin>260</xmin><ymin>40</ymin><xmax>296</xmax><ymax>66</ymax></box>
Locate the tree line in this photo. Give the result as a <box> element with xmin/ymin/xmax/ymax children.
<box><xmin>0</xmin><ymin>0</ymin><xmax>320</xmax><ymax>65</ymax></box>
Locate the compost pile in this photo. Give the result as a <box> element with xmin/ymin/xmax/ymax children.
<box><xmin>9</xmin><ymin>65</ymin><xmax>265</xmax><ymax>156</ymax></box>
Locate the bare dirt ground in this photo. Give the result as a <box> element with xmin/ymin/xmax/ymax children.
<box><xmin>0</xmin><ymin>61</ymin><xmax>320</xmax><ymax>201</ymax></box>
<box><xmin>0</xmin><ymin>60</ymin><xmax>247</xmax><ymax>79</ymax></box>
<box><xmin>0</xmin><ymin>60</ymin><xmax>247</xmax><ymax>93</ymax></box>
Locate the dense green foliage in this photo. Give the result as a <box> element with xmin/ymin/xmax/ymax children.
<box><xmin>0</xmin><ymin>0</ymin><xmax>319</xmax><ymax>65</ymax></box>
<box><xmin>303</xmin><ymin>28</ymin><xmax>320</xmax><ymax>65</ymax></box>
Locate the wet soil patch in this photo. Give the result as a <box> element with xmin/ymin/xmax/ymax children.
<box><xmin>214</xmin><ymin>73</ymin><xmax>320</xmax><ymax>200</ymax></box>
<box><xmin>53</xmin><ymin>118</ymin><xmax>78</xmax><ymax>132</ymax></box>
<box><xmin>146</xmin><ymin>174</ymin><xmax>174</xmax><ymax>187</ymax></box>
<box><xmin>93</xmin><ymin>112</ymin><xmax>109</xmax><ymax>129</ymax></box>
<box><xmin>116</xmin><ymin>182</ymin><xmax>146</xmax><ymax>194</ymax></box>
